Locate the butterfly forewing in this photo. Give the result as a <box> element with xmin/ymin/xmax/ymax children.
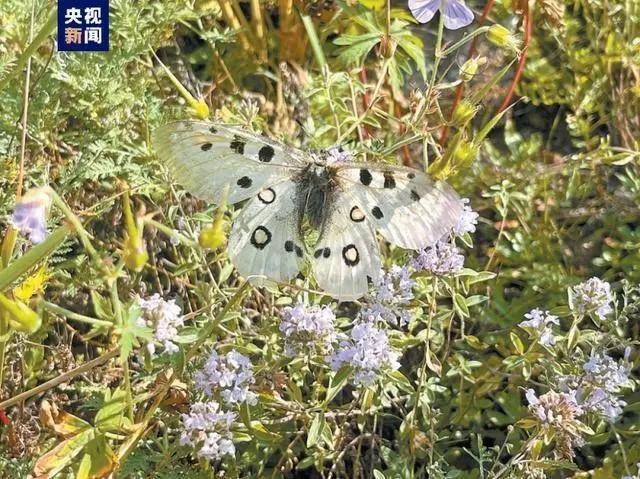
<box><xmin>334</xmin><ymin>163</ymin><xmax>463</xmax><ymax>250</ymax></box>
<box><xmin>153</xmin><ymin>121</ymin><xmax>305</xmax><ymax>205</ymax></box>
<box><xmin>228</xmin><ymin>179</ymin><xmax>305</xmax><ymax>284</ymax></box>
<box><xmin>312</xmin><ymin>189</ymin><xmax>381</xmax><ymax>301</ymax></box>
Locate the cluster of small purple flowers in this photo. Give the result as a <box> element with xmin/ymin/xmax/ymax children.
<box><xmin>179</xmin><ymin>401</ymin><xmax>236</xmax><ymax>461</ymax></box>
<box><xmin>280</xmin><ymin>303</ymin><xmax>339</xmax><ymax>357</ymax></box>
<box><xmin>194</xmin><ymin>349</ymin><xmax>258</xmax><ymax>406</ymax></box>
<box><xmin>518</xmin><ymin>308</ymin><xmax>559</xmax><ymax>347</ymax></box>
<box><xmin>361</xmin><ymin>266</ymin><xmax>415</xmax><ymax>327</ymax></box>
<box><xmin>525</xmin><ymin>388</ymin><xmax>586</xmax><ymax>459</ymax></box>
<box><xmin>137</xmin><ymin>294</ymin><xmax>184</xmax><ymax>356</ymax></box>
<box><xmin>330</xmin><ymin>322</ymin><xmax>401</xmax><ymax>386</ymax></box>
<box><xmin>410</xmin><ymin>198</ymin><xmax>477</xmax><ymax>276</ymax></box>
<box><xmin>569</xmin><ymin>277</ymin><xmax>613</xmax><ymax>320</ymax></box>
<box><xmin>560</xmin><ymin>350</ymin><xmax>632</xmax><ymax>421</ymax></box>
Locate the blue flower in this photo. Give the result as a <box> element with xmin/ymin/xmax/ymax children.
<box><xmin>409</xmin><ymin>0</ymin><xmax>474</xmax><ymax>30</ymax></box>
<box><xmin>11</xmin><ymin>188</ymin><xmax>51</xmax><ymax>244</ymax></box>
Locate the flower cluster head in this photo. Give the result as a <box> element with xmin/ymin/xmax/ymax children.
<box><xmin>525</xmin><ymin>389</ymin><xmax>586</xmax><ymax>459</ymax></box>
<box><xmin>180</xmin><ymin>401</ymin><xmax>236</xmax><ymax>461</ymax></box>
<box><xmin>361</xmin><ymin>266</ymin><xmax>415</xmax><ymax>327</ymax></box>
<box><xmin>569</xmin><ymin>277</ymin><xmax>613</xmax><ymax>320</ymax></box>
<box><xmin>137</xmin><ymin>294</ymin><xmax>184</xmax><ymax>355</ymax></box>
<box><xmin>411</xmin><ymin>241</ymin><xmax>464</xmax><ymax>276</ymax></box>
<box><xmin>11</xmin><ymin>188</ymin><xmax>51</xmax><ymax>244</ymax></box>
<box><xmin>195</xmin><ymin>349</ymin><xmax>258</xmax><ymax>406</ymax></box>
<box><xmin>518</xmin><ymin>308</ymin><xmax>559</xmax><ymax>347</ymax></box>
<box><xmin>330</xmin><ymin>322</ymin><xmax>400</xmax><ymax>386</ymax></box>
<box><xmin>560</xmin><ymin>350</ymin><xmax>632</xmax><ymax>421</ymax></box>
<box><xmin>409</xmin><ymin>0</ymin><xmax>474</xmax><ymax>30</ymax></box>
<box><xmin>325</xmin><ymin>146</ymin><xmax>353</xmax><ymax>164</ymax></box>
<box><xmin>453</xmin><ymin>198</ymin><xmax>479</xmax><ymax>237</ymax></box>
<box><xmin>280</xmin><ymin>303</ymin><xmax>338</xmax><ymax>357</ymax></box>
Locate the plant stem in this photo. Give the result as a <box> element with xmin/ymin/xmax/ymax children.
<box><xmin>42</xmin><ymin>301</ymin><xmax>113</xmax><ymax>328</ymax></box>
<box><xmin>0</xmin><ymin>348</ymin><xmax>119</xmax><ymax>410</ymax></box>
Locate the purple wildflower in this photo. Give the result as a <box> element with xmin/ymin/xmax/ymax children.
<box><xmin>569</xmin><ymin>277</ymin><xmax>613</xmax><ymax>320</ymax></box>
<box><xmin>411</xmin><ymin>241</ymin><xmax>464</xmax><ymax>275</ymax></box>
<box><xmin>453</xmin><ymin>198</ymin><xmax>479</xmax><ymax>236</ymax></box>
<box><xmin>409</xmin><ymin>0</ymin><xmax>474</xmax><ymax>30</ymax></box>
<box><xmin>137</xmin><ymin>294</ymin><xmax>184</xmax><ymax>355</ymax></box>
<box><xmin>180</xmin><ymin>401</ymin><xmax>236</xmax><ymax>461</ymax></box>
<box><xmin>280</xmin><ymin>303</ymin><xmax>338</xmax><ymax>357</ymax></box>
<box><xmin>10</xmin><ymin>188</ymin><xmax>51</xmax><ymax>244</ymax></box>
<box><xmin>194</xmin><ymin>349</ymin><xmax>257</xmax><ymax>406</ymax></box>
<box><xmin>330</xmin><ymin>322</ymin><xmax>400</xmax><ymax>385</ymax></box>
<box><xmin>361</xmin><ymin>265</ymin><xmax>415</xmax><ymax>327</ymax></box>
<box><xmin>518</xmin><ymin>308</ymin><xmax>559</xmax><ymax>347</ymax></box>
<box><xmin>325</xmin><ymin>146</ymin><xmax>353</xmax><ymax>164</ymax></box>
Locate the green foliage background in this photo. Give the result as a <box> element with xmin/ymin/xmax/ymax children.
<box><xmin>0</xmin><ymin>0</ymin><xmax>639</xmax><ymax>477</ymax></box>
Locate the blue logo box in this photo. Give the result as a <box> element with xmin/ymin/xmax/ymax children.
<box><xmin>58</xmin><ymin>0</ymin><xmax>109</xmax><ymax>51</ymax></box>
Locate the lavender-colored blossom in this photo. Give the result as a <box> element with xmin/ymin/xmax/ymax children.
<box><xmin>137</xmin><ymin>294</ymin><xmax>184</xmax><ymax>355</ymax></box>
<box><xmin>409</xmin><ymin>0</ymin><xmax>474</xmax><ymax>30</ymax></box>
<box><xmin>10</xmin><ymin>188</ymin><xmax>51</xmax><ymax>244</ymax></box>
<box><xmin>280</xmin><ymin>303</ymin><xmax>338</xmax><ymax>357</ymax></box>
<box><xmin>569</xmin><ymin>277</ymin><xmax>613</xmax><ymax>320</ymax></box>
<box><xmin>453</xmin><ymin>198</ymin><xmax>479</xmax><ymax>236</ymax></box>
<box><xmin>195</xmin><ymin>349</ymin><xmax>258</xmax><ymax>406</ymax></box>
<box><xmin>180</xmin><ymin>401</ymin><xmax>236</xmax><ymax>461</ymax></box>
<box><xmin>525</xmin><ymin>389</ymin><xmax>586</xmax><ymax>459</ymax></box>
<box><xmin>559</xmin><ymin>350</ymin><xmax>632</xmax><ymax>422</ymax></box>
<box><xmin>361</xmin><ymin>266</ymin><xmax>415</xmax><ymax>327</ymax></box>
<box><xmin>325</xmin><ymin>146</ymin><xmax>353</xmax><ymax>164</ymax></box>
<box><xmin>519</xmin><ymin>308</ymin><xmax>559</xmax><ymax>347</ymax></box>
<box><xmin>411</xmin><ymin>241</ymin><xmax>464</xmax><ymax>275</ymax></box>
<box><xmin>330</xmin><ymin>322</ymin><xmax>400</xmax><ymax>386</ymax></box>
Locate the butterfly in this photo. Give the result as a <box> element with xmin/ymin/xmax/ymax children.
<box><xmin>153</xmin><ymin>121</ymin><xmax>463</xmax><ymax>300</ymax></box>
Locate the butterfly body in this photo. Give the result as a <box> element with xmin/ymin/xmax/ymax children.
<box><xmin>153</xmin><ymin>121</ymin><xmax>464</xmax><ymax>300</ymax></box>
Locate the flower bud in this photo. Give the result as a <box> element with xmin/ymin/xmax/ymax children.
<box><xmin>122</xmin><ymin>192</ymin><xmax>148</xmax><ymax>272</ymax></box>
<box><xmin>0</xmin><ymin>293</ymin><xmax>41</xmax><ymax>334</ymax></box>
<box><xmin>486</xmin><ymin>24</ymin><xmax>521</xmax><ymax>53</ymax></box>
<box><xmin>189</xmin><ymin>99</ymin><xmax>210</xmax><ymax>120</ymax></box>
<box><xmin>452</xmin><ymin>139</ymin><xmax>478</xmax><ymax>167</ymax></box>
<box><xmin>452</xmin><ymin>99</ymin><xmax>478</xmax><ymax>127</ymax></box>
<box><xmin>459</xmin><ymin>59</ymin><xmax>478</xmax><ymax>82</ymax></box>
<box><xmin>199</xmin><ymin>217</ymin><xmax>226</xmax><ymax>250</ymax></box>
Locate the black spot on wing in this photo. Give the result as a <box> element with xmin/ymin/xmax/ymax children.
<box><xmin>285</xmin><ymin>240</ymin><xmax>294</xmax><ymax>252</ymax></box>
<box><xmin>259</xmin><ymin>146</ymin><xmax>275</xmax><ymax>162</ymax></box>
<box><xmin>342</xmin><ymin>244</ymin><xmax>360</xmax><ymax>266</ymax></box>
<box><xmin>350</xmin><ymin>206</ymin><xmax>365</xmax><ymax>222</ymax></box>
<box><xmin>294</xmin><ymin>245</ymin><xmax>304</xmax><ymax>258</ymax></box>
<box><xmin>410</xmin><ymin>189</ymin><xmax>420</xmax><ymax>201</ymax></box>
<box><xmin>209</xmin><ymin>126</ymin><xmax>218</xmax><ymax>134</ymax></box>
<box><xmin>359</xmin><ymin>169</ymin><xmax>373</xmax><ymax>186</ymax></box>
<box><xmin>372</xmin><ymin>206</ymin><xmax>384</xmax><ymax>219</ymax></box>
<box><xmin>237</xmin><ymin>176</ymin><xmax>252</xmax><ymax>188</ymax></box>
<box><xmin>201</xmin><ymin>142</ymin><xmax>212</xmax><ymax>151</ymax></box>
<box><xmin>314</xmin><ymin>247</ymin><xmax>331</xmax><ymax>259</ymax></box>
<box><xmin>230</xmin><ymin>135</ymin><xmax>245</xmax><ymax>154</ymax></box>
<box><xmin>383</xmin><ymin>171</ymin><xmax>396</xmax><ymax>189</ymax></box>
<box><xmin>250</xmin><ymin>226</ymin><xmax>271</xmax><ymax>250</ymax></box>
<box><xmin>258</xmin><ymin>188</ymin><xmax>276</xmax><ymax>204</ymax></box>
<box><xmin>407</xmin><ymin>172</ymin><xmax>416</xmax><ymax>179</ymax></box>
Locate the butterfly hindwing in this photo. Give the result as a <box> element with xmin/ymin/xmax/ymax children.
<box><xmin>153</xmin><ymin>121</ymin><xmax>305</xmax><ymax>205</ymax></box>
<box><xmin>228</xmin><ymin>180</ymin><xmax>305</xmax><ymax>284</ymax></box>
<box><xmin>311</xmin><ymin>188</ymin><xmax>381</xmax><ymax>301</ymax></box>
<box><xmin>335</xmin><ymin>163</ymin><xmax>462</xmax><ymax>250</ymax></box>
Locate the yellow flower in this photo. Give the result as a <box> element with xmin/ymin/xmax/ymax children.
<box><xmin>0</xmin><ymin>293</ymin><xmax>41</xmax><ymax>334</ymax></box>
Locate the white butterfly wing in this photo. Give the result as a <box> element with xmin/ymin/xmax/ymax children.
<box><xmin>228</xmin><ymin>180</ymin><xmax>305</xmax><ymax>284</ymax></box>
<box><xmin>153</xmin><ymin>121</ymin><xmax>305</xmax><ymax>205</ymax></box>
<box><xmin>311</xmin><ymin>189</ymin><xmax>381</xmax><ymax>301</ymax></box>
<box><xmin>335</xmin><ymin>163</ymin><xmax>462</xmax><ymax>250</ymax></box>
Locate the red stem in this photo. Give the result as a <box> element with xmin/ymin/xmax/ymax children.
<box><xmin>439</xmin><ymin>0</ymin><xmax>496</xmax><ymax>145</ymax></box>
<box><xmin>498</xmin><ymin>1</ymin><xmax>532</xmax><ymax>112</ymax></box>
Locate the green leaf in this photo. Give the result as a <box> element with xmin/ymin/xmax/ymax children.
<box><xmin>95</xmin><ymin>388</ymin><xmax>132</xmax><ymax>433</ymax></box>
<box><xmin>325</xmin><ymin>366</ymin><xmax>352</xmax><ymax>404</ymax></box>
<box><xmin>116</xmin><ymin>302</ymin><xmax>152</xmax><ymax>362</ymax></box>
<box><xmin>307</xmin><ymin>413</ymin><xmax>325</xmax><ymax>448</ymax></box>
